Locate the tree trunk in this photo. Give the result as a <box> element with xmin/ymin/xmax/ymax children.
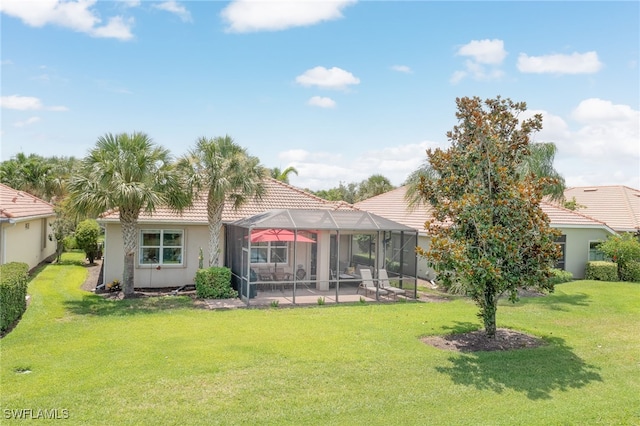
<box><xmin>120</xmin><ymin>208</ymin><xmax>138</xmax><ymax>298</ymax></box>
<box><xmin>207</xmin><ymin>198</ymin><xmax>224</xmax><ymax>267</ymax></box>
<box><xmin>483</xmin><ymin>287</ymin><xmax>497</xmax><ymax>338</ymax></box>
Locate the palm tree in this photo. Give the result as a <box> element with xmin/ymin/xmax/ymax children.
<box><xmin>270</xmin><ymin>166</ymin><xmax>298</xmax><ymax>183</ymax></box>
<box><xmin>178</xmin><ymin>135</ymin><xmax>266</xmax><ymax>267</ymax></box>
<box><xmin>517</xmin><ymin>142</ymin><xmax>566</xmax><ymax>202</ymax></box>
<box><xmin>68</xmin><ymin>132</ymin><xmax>191</xmax><ymax>298</ymax></box>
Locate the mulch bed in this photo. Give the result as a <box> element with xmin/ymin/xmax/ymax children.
<box><xmin>422</xmin><ymin>328</ymin><xmax>545</xmax><ymax>352</ymax></box>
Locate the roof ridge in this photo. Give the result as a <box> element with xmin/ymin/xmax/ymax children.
<box><xmin>540</xmin><ymin>200</ymin><xmax>610</xmax><ymax>227</ymax></box>
<box><xmin>619</xmin><ymin>186</ymin><xmax>640</xmax><ymax>228</ymax></box>
<box><xmin>266</xmin><ymin>177</ymin><xmax>337</xmax><ymax>205</ymax></box>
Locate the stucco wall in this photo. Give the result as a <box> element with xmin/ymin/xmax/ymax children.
<box><xmin>553</xmin><ymin>226</ymin><xmax>613</xmax><ymax>279</ymax></box>
<box><xmin>414</xmin><ymin>228</ymin><xmax>613</xmax><ymax>281</ymax></box>
<box><xmin>103</xmin><ymin>223</ymin><xmax>213</xmax><ymax>288</ymax></box>
<box><xmin>1</xmin><ymin>217</ymin><xmax>56</xmax><ymax>270</ymax></box>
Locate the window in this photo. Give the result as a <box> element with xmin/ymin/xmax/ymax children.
<box><xmin>140</xmin><ymin>230</ymin><xmax>183</xmax><ymax>266</ymax></box>
<box><xmin>589</xmin><ymin>241</ymin><xmax>605</xmax><ymax>261</ymax></box>
<box><xmin>250</xmin><ymin>241</ymin><xmax>288</xmax><ymax>264</ymax></box>
<box><xmin>555</xmin><ymin>235</ymin><xmax>566</xmax><ymax>270</ymax></box>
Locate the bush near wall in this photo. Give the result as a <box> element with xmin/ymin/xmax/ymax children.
<box><xmin>585</xmin><ymin>261</ymin><xmax>619</xmax><ymax>282</ymax></box>
<box><xmin>195</xmin><ymin>267</ymin><xmax>237</xmax><ymax>299</ymax></box>
<box><xmin>549</xmin><ymin>268</ymin><xmax>573</xmax><ymax>285</ymax></box>
<box><xmin>0</xmin><ymin>262</ymin><xmax>29</xmax><ymax>333</ymax></box>
<box><xmin>620</xmin><ymin>260</ymin><xmax>640</xmax><ymax>283</ymax></box>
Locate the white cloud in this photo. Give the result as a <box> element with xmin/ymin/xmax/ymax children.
<box><xmin>0</xmin><ymin>0</ymin><xmax>134</xmax><ymax>40</ymax></box>
<box><xmin>1</xmin><ymin>59</ymin><xmax>14</xmax><ymax>65</ymax></box>
<box><xmin>14</xmin><ymin>116</ymin><xmax>41</xmax><ymax>128</ymax></box>
<box><xmin>281</xmin><ymin>140</ymin><xmax>444</xmax><ymax>191</ymax></box>
<box><xmin>525</xmin><ymin>100</ymin><xmax>639</xmax><ymax>188</ymax></box>
<box><xmin>153</xmin><ymin>1</ymin><xmax>192</xmax><ymax>22</ymax></box>
<box><xmin>307</xmin><ymin>96</ymin><xmax>336</xmax><ymax>108</ymax></box>
<box><xmin>517</xmin><ymin>51</ymin><xmax>602</xmax><ymax>74</ymax></box>
<box><xmin>1</xmin><ymin>95</ymin><xmax>43</xmax><ymax>110</ymax></box>
<box><xmin>90</xmin><ymin>16</ymin><xmax>134</xmax><ymax>40</ymax></box>
<box><xmin>391</xmin><ymin>65</ymin><xmax>412</xmax><ymax>74</ymax></box>
<box><xmin>451</xmin><ymin>39</ymin><xmax>507</xmax><ymax>83</ymax></box>
<box><xmin>1</xmin><ymin>95</ymin><xmax>67</xmax><ymax>111</ymax></box>
<box><xmin>221</xmin><ymin>0</ymin><xmax>356</xmax><ymax>33</ymax></box>
<box><xmin>456</xmin><ymin>39</ymin><xmax>507</xmax><ymax>64</ymax></box>
<box><xmin>296</xmin><ymin>66</ymin><xmax>360</xmax><ymax>90</ymax></box>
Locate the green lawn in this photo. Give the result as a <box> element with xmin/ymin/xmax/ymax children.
<box><xmin>1</xmin><ymin>253</ymin><xmax>639</xmax><ymax>425</ymax></box>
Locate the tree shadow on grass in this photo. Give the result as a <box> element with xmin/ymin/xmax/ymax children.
<box><xmin>64</xmin><ymin>293</ymin><xmax>195</xmax><ymax>317</ymax></box>
<box><xmin>435</xmin><ymin>335</ymin><xmax>602</xmax><ymax>400</ymax></box>
<box><xmin>514</xmin><ymin>292</ymin><xmax>591</xmax><ymax>311</ymax></box>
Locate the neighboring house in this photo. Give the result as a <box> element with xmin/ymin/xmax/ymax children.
<box><xmin>563</xmin><ymin>186</ymin><xmax>640</xmax><ymax>233</ymax></box>
<box><xmin>0</xmin><ymin>183</ymin><xmax>57</xmax><ymax>271</ymax></box>
<box><xmin>355</xmin><ymin>186</ymin><xmax>616</xmax><ymax>279</ymax></box>
<box><xmin>98</xmin><ymin>178</ymin><xmax>416</xmax><ymax>291</ymax></box>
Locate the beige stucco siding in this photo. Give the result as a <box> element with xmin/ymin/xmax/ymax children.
<box><xmin>1</xmin><ymin>217</ymin><xmax>56</xmax><ymax>270</ymax></box>
<box><xmin>103</xmin><ymin>223</ymin><xmax>214</xmax><ymax>288</ymax></box>
<box><xmin>553</xmin><ymin>226</ymin><xmax>612</xmax><ymax>279</ymax></box>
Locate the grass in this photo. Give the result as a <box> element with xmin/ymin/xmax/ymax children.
<box><xmin>1</xmin><ymin>252</ymin><xmax>639</xmax><ymax>425</ymax></box>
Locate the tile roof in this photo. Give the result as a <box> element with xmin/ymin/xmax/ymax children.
<box><xmin>100</xmin><ymin>178</ymin><xmax>356</xmax><ymax>224</ymax></box>
<box><xmin>0</xmin><ymin>183</ymin><xmax>55</xmax><ymax>220</ymax></box>
<box><xmin>354</xmin><ymin>186</ymin><xmax>434</xmax><ymax>234</ymax></box>
<box><xmin>564</xmin><ymin>186</ymin><xmax>640</xmax><ymax>232</ymax></box>
<box><xmin>354</xmin><ymin>185</ymin><xmax>613</xmax><ymax>233</ymax></box>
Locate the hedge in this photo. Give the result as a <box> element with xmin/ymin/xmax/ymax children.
<box><xmin>585</xmin><ymin>261</ymin><xmax>618</xmax><ymax>282</ymax></box>
<box><xmin>549</xmin><ymin>268</ymin><xmax>573</xmax><ymax>285</ymax></box>
<box><xmin>621</xmin><ymin>260</ymin><xmax>640</xmax><ymax>283</ymax></box>
<box><xmin>195</xmin><ymin>267</ymin><xmax>237</xmax><ymax>299</ymax></box>
<box><xmin>0</xmin><ymin>262</ymin><xmax>29</xmax><ymax>333</ymax></box>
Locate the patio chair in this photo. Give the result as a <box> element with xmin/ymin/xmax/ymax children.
<box><xmin>357</xmin><ymin>269</ymin><xmax>387</xmax><ymax>298</ymax></box>
<box><xmin>257</xmin><ymin>267</ymin><xmax>274</xmax><ymax>281</ymax></box>
<box><xmin>378</xmin><ymin>269</ymin><xmax>405</xmax><ymax>299</ymax></box>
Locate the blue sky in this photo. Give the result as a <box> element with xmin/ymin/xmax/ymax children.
<box><xmin>1</xmin><ymin>0</ymin><xmax>638</xmax><ymax>191</ymax></box>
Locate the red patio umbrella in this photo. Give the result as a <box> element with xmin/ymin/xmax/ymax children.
<box><xmin>250</xmin><ymin>229</ymin><xmax>316</xmax><ymax>243</ymax></box>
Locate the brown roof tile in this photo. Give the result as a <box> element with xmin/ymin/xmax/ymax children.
<box><xmin>100</xmin><ymin>178</ymin><xmax>355</xmax><ymax>223</ymax></box>
<box><xmin>355</xmin><ymin>185</ymin><xmax>613</xmax><ymax>233</ymax></box>
<box><xmin>354</xmin><ymin>186</ymin><xmax>434</xmax><ymax>233</ymax></box>
<box><xmin>564</xmin><ymin>186</ymin><xmax>640</xmax><ymax>232</ymax></box>
<box><xmin>0</xmin><ymin>183</ymin><xmax>55</xmax><ymax>220</ymax></box>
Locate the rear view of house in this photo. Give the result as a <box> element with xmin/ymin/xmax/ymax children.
<box><xmin>0</xmin><ymin>183</ymin><xmax>57</xmax><ymax>270</ymax></box>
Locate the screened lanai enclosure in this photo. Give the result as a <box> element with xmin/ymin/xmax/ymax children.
<box><xmin>226</xmin><ymin>209</ymin><xmax>419</xmax><ymax>306</ymax></box>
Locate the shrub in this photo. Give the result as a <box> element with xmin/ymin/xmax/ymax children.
<box><xmin>195</xmin><ymin>267</ymin><xmax>237</xmax><ymax>299</ymax></box>
<box><xmin>63</xmin><ymin>235</ymin><xmax>77</xmax><ymax>250</ymax></box>
<box><xmin>620</xmin><ymin>260</ymin><xmax>640</xmax><ymax>283</ymax></box>
<box><xmin>597</xmin><ymin>233</ymin><xmax>640</xmax><ymax>281</ymax></box>
<box><xmin>75</xmin><ymin>219</ymin><xmax>100</xmax><ymax>264</ymax></box>
<box><xmin>548</xmin><ymin>268</ymin><xmax>573</xmax><ymax>285</ymax></box>
<box><xmin>585</xmin><ymin>261</ymin><xmax>618</xmax><ymax>282</ymax></box>
<box><xmin>0</xmin><ymin>262</ymin><xmax>29</xmax><ymax>333</ymax></box>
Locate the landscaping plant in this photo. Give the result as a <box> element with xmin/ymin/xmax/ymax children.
<box><xmin>417</xmin><ymin>96</ymin><xmax>561</xmax><ymax>338</ymax></box>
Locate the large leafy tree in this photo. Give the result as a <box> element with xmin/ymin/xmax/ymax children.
<box><xmin>270</xmin><ymin>166</ymin><xmax>298</xmax><ymax>183</ymax></box>
<box><xmin>0</xmin><ymin>153</ymin><xmax>77</xmax><ymax>202</ymax></box>
<box><xmin>416</xmin><ymin>96</ymin><xmax>561</xmax><ymax>338</ymax></box>
<box><xmin>178</xmin><ymin>135</ymin><xmax>266</xmax><ymax>267</ymax></box>
<box><xmin>357</xmin><ymin>174</ymin><xmax>395</xmax><ymax>201</ymax></box>
<box><xmin>405</xmin><ymin>142</ymin><xmax>565</xmax><ymax>208</ymax></box>
<box><xmin>68</xmin><ymin>132</ymin><xmax>191</xmax><ymax>297</ymax></box>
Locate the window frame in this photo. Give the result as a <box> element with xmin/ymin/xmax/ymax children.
<box><xmin>588</xmin><ymin>240</ymin><xmax>606</xmax><ymax>261</ymax></box>
<box><xmin>250</xmin><ymin>241</ymin><xmax>289</xmax><ymax>264</ymax></box>
<box><xmin>139</xmin><ymin>229</ymin><xmax>184</xmax><ymax>267</ymax></box>
<box><xmin>555</xmin><ymin>234</ymin><xmax>566</xmax><ymax>270</ymax></box>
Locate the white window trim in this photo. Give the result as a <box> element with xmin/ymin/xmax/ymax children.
<box><xmin>139</xmin><ymin>229</ymin><xmax>184</xmax><ymax>267</ymax></box>
<box><xmin>250</xmin><ymin>242</ymin><xmax>289</xmax><ymax>264</ymax></box>
<box><xmin>588</xmin><ymin>240</ymin><xmax>605</xmax><ymax>262</ymax></box>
